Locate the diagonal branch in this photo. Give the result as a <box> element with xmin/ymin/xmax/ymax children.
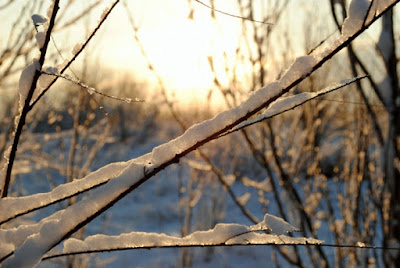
<box><xmin>1</xmin><ymin>1</ymin><xmax>60</xmax><ymax>198</ymax></box>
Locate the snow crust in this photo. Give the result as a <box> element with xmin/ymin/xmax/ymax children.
<box><xmin>35</xmin><ymin>32</ymin><xmax>46</xmax><ymax>49</ymax></box>
<box><xmin>18</xmin><ymin>60</ymin><xmax>40</xmax><ymax>110</ymax></box>
<box><xmin>279</xmin><ymin>56</ymin><xmax>318</xmax><ymax>88</ymax></box>
<box><xmin>58</xmin><ymin>213</ymin><xmax>321</xmax><ymax>255</ymax></box>
<box><xmin>251</xmin><ymin>213</ymin><xmax>300</xmax><ymax>235</ymax></box>
<box><xmin>0</xmin><ymin>153</ymin><xmax>151</xmax><ymax>224</ymax></box>
<box><xmin>342</xmin><ymin>0</ymin><xmax>371</xmax><ymax>37</ymax></box>
<box><xmin>341</xmin><ymin>0</ymin><xmax>397</xmax><ymax>38</ymax></box>
<box><xmin>375</xmin><ymin>0</ymin><xmax>397</xmax><ymax>13</ymax></box>
<box><xmin>0</xmin><ymin>161</ymin><xmax>129</xmax><ymax>223</ymax></box>
<box><xmin>0</xmin><ymin>154</ymin><xmax>152</xmax><ymax>265</ymax></box>
<box><xmin>17</xmin><ymin>62</ymin><xmax>60</xmax><ymax>112</ymax></box>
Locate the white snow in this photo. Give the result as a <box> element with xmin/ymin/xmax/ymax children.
<box><xmin>18</xmin><ymin>60</ymin><xmax>40</xmax><ymax>110</ymax></box>
<box><xmin>250</xmin><ymin>213</ymin><xmax>299</xmax><ymax>235</ymax></box>
<box><xmin>0</xmin><ymin>158</ymin><xmax>136</xmax><ymax>225</ymax></box>
<box><xmin>35</xmin><ymin>32</ymin><xmax>46</xmax><ymax>49</ymax></box>
<box><xmin>3</xmin><ymin>53</ymin><xmax>364</xmax><ymax>267</ymax></box>
<box><xmin>0</xmin><ymin>212</ymin><xmax>61</xmax><ymax>261</ymax></box>
<box><xmin>341</xmin><ymin>0</ymin><xmax>398</xmax><ymax>38</ymax></box>
<box><xmin>17</xmin><ymin>62</ymin><xmax>59</xmax><ymax>111</ymax></box>
<box><xmin>375</xmin><ymin>0</ymin><xmax>397</xmax><ymax>14</ymax></box>
<box><xmin>2</xmin><ymin>160</ymin><xmax>149</xmax><ymax>267</ymax></box>
<box><xmin>342</xmin><ymin>0</ymin><xmax>371</xmax><ymax>37</ymax></box>
<box><xmin>56</xmin><ymin>213</ymin><xmax>321</xmax><ymax>256</ymax></box>
<box><xmin>279</xmin><ymin>56</ymin><xmax>318</xmax><ymax>88</ymax></box>
<box><xmin>356</xmin><ymin>241</ymin><xmax>367</xmax><ymax>247</ymax></box>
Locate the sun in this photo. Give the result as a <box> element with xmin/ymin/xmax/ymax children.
<box><xmin>97</xmin><ymin>0</ymin><xmax>242</xmax><ymax>107</ymax></box>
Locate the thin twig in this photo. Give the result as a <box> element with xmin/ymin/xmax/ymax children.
<box><xmin>41</xmin><ymin>241</ymin><xmax>400</xmax><ymax>261</ymax></box>
<box><xmin>42</xmin><ymin>71</ymin><xmax>145</xmax><ymax>103</ymax></box>
<box><xmin>194</xmin><ymin>0</ymin><xmax>273</xmax><ymax>25</ymax></box>
<box><xmin>308</xmin><ymin>29</ymin><xmax>338</xmax><ymax>55</ymax></box>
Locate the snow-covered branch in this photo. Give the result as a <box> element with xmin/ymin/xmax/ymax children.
<box><xmin>220</xmin><ymin>75</ymin><xmax>368</xmax><ymax>137</ymax></box>
<box><xmin>42</xmin><ymin>213</ymin><xmax>320</xmax><ymax>260</ymax></box>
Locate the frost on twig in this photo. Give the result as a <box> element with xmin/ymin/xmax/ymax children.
<box><xmin>42</xmin><ymin>71</ymin><xmax>144</xmax><ymax>103</ymax></box>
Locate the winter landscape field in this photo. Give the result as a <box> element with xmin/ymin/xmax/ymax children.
<box><xmin>0</xmin><ymin>0</ymin><xmax>400</xmax><ymax>267</ymax></box>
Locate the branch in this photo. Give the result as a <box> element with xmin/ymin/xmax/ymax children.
<box><xmin>219</xmin><ymin>75</ymin><xmax>369</xmax><ymax>138</ymax></box>
<box><xmin>42</xmin><ymin>71</ymin><xmax>145</xmax><ymax>103</ymax></box>
<box><xmin>194</xmin><ymin>0</ymin><xmax>273</xmax><ymax>25</ymax></box>
<box><xmin>1</xmin><ymin>1</ymin><xmax>60</xmax><ymax>198</ymax></box>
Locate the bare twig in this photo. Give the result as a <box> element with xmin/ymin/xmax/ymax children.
<box><xmin>194</xmin><ymin>0</ymin><xmax>273</xmax><ymax>25</ymax></box>
<box><xmin>41</xmin><ymin>240</ymin><xmax>400</xmax><ymax>261</ymax></box>
<box><xmin>42</xmin><ymin>71</ymin><xmax>145</xmax><ymax>103</ymax></box>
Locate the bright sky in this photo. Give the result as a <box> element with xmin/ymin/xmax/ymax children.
<box><xmin>92</xmin><ymin>0</ymin><xmax>321</xmax><ymax>107</ymax></box>
<box><xmin>0</xmin><ymin>0</ymin><xmax>322</xmax><ymax>107</ymax></box>
<box><xmin>2</xmin><ymin>0</ymin><xmax>386</xmax><ymax>109</ymax></box>
<box><xmin>97</xmin><ymin>0</ymin><xmax>244</xmax><ymax>107</ymax></box>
